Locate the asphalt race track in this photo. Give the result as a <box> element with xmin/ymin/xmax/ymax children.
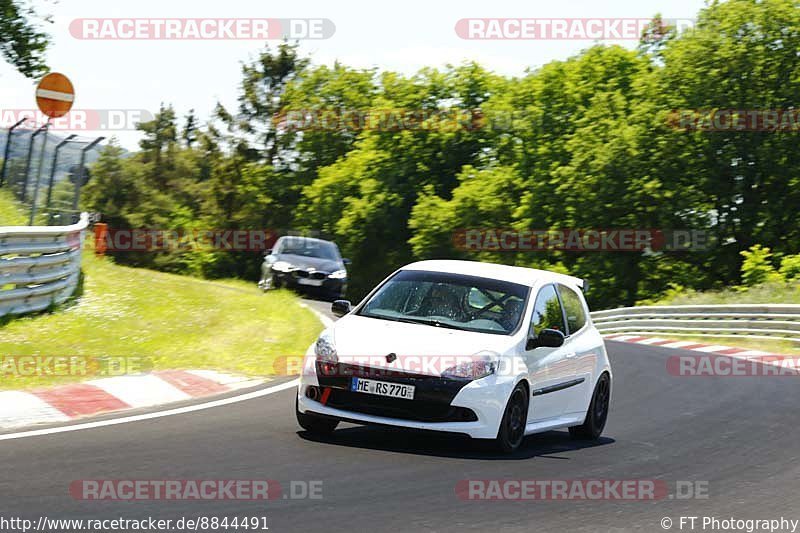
<box><xmin>1</xmin><ymin>304</ymin><xmax>798</xmax><ymax>532</ymax></box>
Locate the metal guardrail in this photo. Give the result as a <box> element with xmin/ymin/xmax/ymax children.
<box><xmin>591</xmin><ymin>304</ymin><xmax>800</xmax><ymax>343</ymax></box>
<box><xmin>0</xmin><ymin>213</ymin><xmax>88</xmax><ymax>317</ymax></box>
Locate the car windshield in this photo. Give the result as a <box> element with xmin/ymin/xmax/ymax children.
<box><xmin>279</xmin><ymin>238</ymin><xmax>340</xmax><ymax>261</ymax></box>
<box><xmin>358</xmin><ymin>270</ymin><xmax>529</xmax><ymax>335</ymax></box>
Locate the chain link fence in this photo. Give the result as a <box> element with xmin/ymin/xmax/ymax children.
<box><xmin>1</xmin><ymin>119</ymin><xmax>103</xmax><ymax>226</ymax></box>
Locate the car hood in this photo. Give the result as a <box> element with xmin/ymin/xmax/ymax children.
<box><xmin>329</xmin><ymin>314</ymin><xmax>518</xmax><ymax>376</ymax></box>
<box><xmin>277</xmin><ymin>253</ymin><xmax>342</xmax><ymax>273</ymax></box>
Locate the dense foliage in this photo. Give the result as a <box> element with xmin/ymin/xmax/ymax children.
<box><xmin>82</xmin><ymin>0</ymin><xmax>800</xmax><ymax>308</ymax></box>
<box><xmin>0</xmin><ymin>0</ymin><xmax>50</xmax><ymax>78</ymax></box>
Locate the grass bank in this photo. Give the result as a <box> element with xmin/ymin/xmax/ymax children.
<box><xmin>0</xmin><ymin>189</ymin><xmax>27</xmax><ymax>225</ymax></box>
<box><xmin>0</xmin><ymin>253</ymin><xmax>323</xmax><ymax>390</ymax></box>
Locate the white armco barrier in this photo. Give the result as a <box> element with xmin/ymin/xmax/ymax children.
<box><xmin>0</xmin><ymin>213</ymin><xmax>88</xmax><ymax>317</ymax></box>
<box><xmin>591</xmin><ymin>304</ymin><xmax>800</xmax><ymax>343</ymax></box>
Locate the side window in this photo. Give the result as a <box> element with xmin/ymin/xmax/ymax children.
<box><xmin>558</xmin><ymin>284</ymin><xmax>587</xmax><ymax>334</ymax></box>
<box><xmin>529</xmin><ymin>284</ymin><xmax>566</xmax><ymax>337</ymax></box>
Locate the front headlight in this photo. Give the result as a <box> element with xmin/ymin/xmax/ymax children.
<box><xmin>328</xmin><ymin>269</ymin><xmax>347</xmax><ymax>279</ymax></box>
<box><xmin>441</xmin><ymin>351</ymin><xmax>499</xmax><ymax>380</ymax></box>
<box><xmin>314</xmin><ymin>331</ymin><xmax>338</xmax><ymax>363</ymax></box>
<box><xmin>271</xmin><ymin>261</ymin><xmax>293</xmax><ymax>273</ymax></box>
<box><xmin>442</xmin><ymin>360</ymin><xmax>496</xmax><ymax>380</ymax></box>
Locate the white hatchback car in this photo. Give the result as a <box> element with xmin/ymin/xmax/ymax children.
<box><xmin>296</xmin><ymin>260</ymin><xmax>611</xmax><ymax>453</ymax></box>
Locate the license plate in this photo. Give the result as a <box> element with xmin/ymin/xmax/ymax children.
<box><xmin>351</xmin><ymin>377</ymin><xmax>415</xmax><ymax>400</ymax></box>
<box><xmin>297</xmin><ymin>278</ymin><xmax>323</xmax><ymax>286</ymax></box>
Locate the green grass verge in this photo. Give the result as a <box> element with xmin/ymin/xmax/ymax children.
<box><xmin>0</xmin><ymin>188</ymin><xmax>27</xmax><ymax>226</ymax></box>
<box><xmin>0</xmin><ymin>253</ymin><xmax>324</xmax><ymax>390</ymax></box>
<box><xmin>644</xmin><ymin>280</ymin><xmax>800</xmax><ymax>305</ymax></box>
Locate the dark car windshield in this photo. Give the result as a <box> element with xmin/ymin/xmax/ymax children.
<box><xmin>278</xmin><ymin>238</ymin><xmax>340</xmax><ymax>261</ymax></box>
<box><xmin>358</xmin><ymin>270</ymin><xmax>529</xmax><ymax>335</ymax></box>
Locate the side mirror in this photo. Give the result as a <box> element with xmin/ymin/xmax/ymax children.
<box><xmin>263</xmin><ymin>249</ymin><xmax>272</xmax><ymax>258</ymax></box>
<box><xmin>331</xmin><ymin>300</ymin><xmax>352</xmax><ymax>317</ymax></box>
<box><xmin>526</xmin><ymin>328</ymin><xmax>565</xmax><ymax>350</ymax></box>
<box><xmin>342</xmin><ymin>258</ymin><xmax>352</xmax><ymax>266</ymax></box>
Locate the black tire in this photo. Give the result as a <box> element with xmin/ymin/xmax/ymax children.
<box><xmin>296</xmin><ymin>396</ymin><xmax>338</xmax><ymax>435</ymax></box>
<box><xmin>495</xmin><ymin>382</ymin><xmax>529</xmax><ymax>453</ymax></box>
<box><xmin>569</xmin><ymin>372</ymin><xmax>611</xmax><ymax>440</ymax></box>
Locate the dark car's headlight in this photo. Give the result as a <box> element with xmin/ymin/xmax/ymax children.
<box><xmin>271</xmin><ymin>261</ymin><xmax>293</xmax><ymax>273</ymax></box>
<box><xmin>328</xmin><ymin>269</ymin><xmax>347</xmax><ymax>279</ymax></box>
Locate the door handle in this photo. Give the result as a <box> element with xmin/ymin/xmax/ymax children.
<box><xmin>565</xmin><ymin>351</ymin><xmax>577</xmax><ymax>359</ymax></box>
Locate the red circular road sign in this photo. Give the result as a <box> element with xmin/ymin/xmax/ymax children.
<box><xmin>36</xmin><ymin>72</ymin><xmax>75</xmax><ymax>119</ymax></box>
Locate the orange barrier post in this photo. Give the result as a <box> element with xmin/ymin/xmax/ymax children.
<box><xmin>94</xmin><ymin>223</ymin><xmax>108</xmax><ymax>256</ymax></box>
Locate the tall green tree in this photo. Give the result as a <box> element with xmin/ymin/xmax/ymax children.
<box><xmin>0</xmin><ymin>0</ymin><xmax>49</xmax><ymax>78</ymax></box>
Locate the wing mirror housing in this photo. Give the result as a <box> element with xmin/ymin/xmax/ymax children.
<box><xmin>331</xmin><ymin>300</ymin><xmax>352</xmax><ymax>317</ymax></box>
<box><xmin>526</xmin><ymin>328</ymin><xmax>566</xmax><ymax>350</ymax></box>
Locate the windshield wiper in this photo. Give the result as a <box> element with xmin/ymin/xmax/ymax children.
<box><xmin>398</xmin><ymin>317</ymin><xmax>468</xmax><ymax>331</ymax></box>
<box><xmin>363</xmin><ymin>314</ymin><xmax>468</xmax><ymax>331</ymax></box>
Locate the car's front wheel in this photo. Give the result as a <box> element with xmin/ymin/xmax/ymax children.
<box><xmin>569</xmin><ymin>372</ymin><xmax>611</xmax><ymax>440</ymax></box>
<box><xmin>296</xmin><ymin>397</ymin><xmax>339</xmax><ymax>435</ymax></box>
<box><xmin>495</xmin><ymin>382</ymin><xmax>529</xmax><ymax>453</ymax></box>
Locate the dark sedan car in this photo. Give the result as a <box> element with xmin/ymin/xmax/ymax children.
<box><xmin>258</xmin><ymin>236</ymin><xmax>349</xmax><ymax>300</ymax></box>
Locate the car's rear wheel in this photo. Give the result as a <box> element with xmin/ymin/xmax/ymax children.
<box><xmin>495</xmin><ymin>382</ymin><xmax>529</xmax><ymax>453</ymax></box>
<box><xmin>569</xmin><ymin>372</ymin><xmax>611</xmax><ymax>440</ymax></box>
<box><xmin>296</xmin><ymin>396</ymin><xmax>339</xmax><ymax>435</ymax></box>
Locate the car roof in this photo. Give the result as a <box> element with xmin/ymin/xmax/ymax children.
<box><xmin>277</xmin><ymin>236</ymin><xmax>335</xmax><ymax>246</ymax></box>
<box><xmin>400</xmin><ymin>259</ymin><xmax>585</xmax><ymax>291</ymax></box>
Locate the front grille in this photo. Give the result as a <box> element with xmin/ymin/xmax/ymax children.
<box><xmin>325</xmin><ymin>389</ymin><xmax>478</xmax><ymax>423</ymax></box>
<box><xmin>293</xmin><ymin>269</ymin><xmax>328</xmax><ymax>280</ymax></box>
<box><xmin>316</xmin><ymin>362</ymin><xmax>477</xmax><ymax>423</ymax></box>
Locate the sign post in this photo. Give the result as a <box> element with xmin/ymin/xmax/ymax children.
<box><xmin>30</xmin><ymin>73</ymin><xmax>75</xmax><ymax>225</ymax></box>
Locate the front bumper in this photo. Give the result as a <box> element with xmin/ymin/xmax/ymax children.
<box><xmin>298</xmin><ymin>361</ymin><xmax>510</xmax><ymax>440</ymax></box>
<box><xmin>273</xmin><ymin>270</ymin><xmax>346</xmax><ymax>298</ymax></box>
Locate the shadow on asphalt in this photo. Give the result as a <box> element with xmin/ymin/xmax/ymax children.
<box><xmin>297</xmin><ymin>426</ymin><xmax>615</xmax><ymax>460</ymax></box>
